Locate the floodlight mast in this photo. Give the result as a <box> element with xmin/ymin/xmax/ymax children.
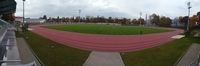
<box><xmin>78</xmin><ymin>9</ymin><xmax>81</xmax><ymax>23</ymax></box>
<box><xmin>140</xmin><ymin>12</ymin><xmax>142</xmax><ymax>26</ymax></box>
<box><xmin>187</xmin><ymin>2</ymin><xmax>191</xmax><ymax>31</ymax></box>
<box><xmin>23</xmin><ymin>0</ymin><xmax>25</xmax><ymax>25</ymax></box>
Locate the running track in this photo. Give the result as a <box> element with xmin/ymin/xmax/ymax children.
<box><xmin>30</xmin><ymin>25</ymin><xmax>184</xmax><ymax>52</ymax></box>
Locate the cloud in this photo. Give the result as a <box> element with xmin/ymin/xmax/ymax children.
<box><xmin>15</xmin><ymin>0</ymin><xmax>200</xmax><ymax>18</ymax></box>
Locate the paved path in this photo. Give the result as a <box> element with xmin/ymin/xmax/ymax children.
<box><xmin>83</xmin><ymin>51</ymin><xmax>124</xmax><ymax>66</ymax></box>
<box><xmin>16</xmin><ymin>38</ymin><xmax>42</xmax><ymax>66</ymax></box>
<box><xmin>176</xmin><ymin>44</ymin><xmax>200</xmax><ymax>66</ymax></box>
<box><xmin>1</xmin><ymin>30</ymin><xmax>21</xmax><ymax>65</ymax></box>
<box><xmin>31</xmin><ymin>25</ymin><xmax>184</xmax><ymax>52</ymax></box>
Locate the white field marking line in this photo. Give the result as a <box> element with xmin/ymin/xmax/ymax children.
<box><xmin>0</xmin><ymin>30</ymin><xmax>7</xmax><ymax>42</ymax></box>
<box><xmin>1</xmin><ymin>39</ymin><xmax>9</xmax><ymax>66</ymax></box>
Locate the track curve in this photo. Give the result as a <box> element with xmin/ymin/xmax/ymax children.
<box><xmin>30</xmin><ymin>24</ymin><xmax>184</xmax><ymax>52</ymax></box>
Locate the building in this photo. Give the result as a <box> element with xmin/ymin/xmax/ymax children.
<box><xmin>15</xmin><ymin>16</ymin><xmax>23</xmax><ymax>22</ymax></box>
<box><xmin>25</xmin><ymin>18</ymin><xmax>46</xmax><ymax>24</ymax></box>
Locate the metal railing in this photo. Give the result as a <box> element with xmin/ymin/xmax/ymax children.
<box><xmin>189</xmin><ymin>53</ymin><xmax>200</xmax><ymax>66</ymax></box>
<box><xmin>0</xmin><ymin>19</ymin><xmax>9</xmax><ymax>42</ymax></box>
<box><xmin>0</xmin><ymin>19</ymin><xmax>42</xmax><ymax>66</ymax></box>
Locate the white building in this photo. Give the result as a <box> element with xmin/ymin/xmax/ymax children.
<box><xmin>25</xmin><ymin>18</ymin><xmax>46</xmax><ymax>24</ymax></box>
<box><xmin>15</xmin><ymin>17</ymin><xmax>23</xmax><ymax>22</ymax></box>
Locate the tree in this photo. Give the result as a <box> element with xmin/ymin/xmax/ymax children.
<box><xmin>149</xmin><ymin>14</ymin><xmax>172</xmax><ymax>27</ymax></box>
<box><xmin>184</xmin><ymin>12</ymin><xmax>200</xmax><ymax>37</ymax></box>
<box><xmin>47</xmin><ymin>17</ymin><xmax>52</xmax><ymax>22</ymax></box>
<box><xmin>150</xmin><ymin>14</ymin><xmax>160</xmax><ymax>25</ymax></box>
<box><xmin>189</xmin><ymin>15</ymin><xmax>198</xmax><ymax>27</ymax></box>
<box><xmin>108</xmin><ymin>17</ymin><xmax>114</xmax><ymax>23</ymax></box>
<box><xmin>57</xmin><ymin>16</ymin><xmax>60</xmax><ymax>22</ymax></box>
<box><xmin>138</xmin><ymin>18</ymin><xmax>145</xmax><ymax>25</ymax></box>
<box><xmin>160</xmin><ymin>16</ymin><xmax>171</xmax><ymax>26</ymax></box>
<box><xmin>86</xmin><ymin>16</ymin><xmax>90</xmax><ymax>23</ymax></box>
<box><xmin>183</xmin><ymin>16</ymin><xmax>189</xmax><ymax>27</ymax></box>
<box><xmin>131</xmin><ymin>19</ymin><xmax>138</xmax><ymax>24</ymax></box>
<box><xmin>197</xmin><ymin>12</ymin><xmax>200</xmax><ymax>26</ymax></box>
<box><xmin>43</xmin><ymin>15</ymin><xmax>47</xmax><ymax>20</ymax></box>
<box><xmin>197</xmin><ymin>12</ymin><xmax>200</xmax><ymax>20</ymax></box>
<box><xmin>1</xmin><ymin>13</ymin><xmax>15</xmax><ymax>23</ymax></box>
<box><xmin>61</xmin><ymin>17</ymin><xmax>65</xmax><ymax>22</ymax></box>
<box><xmin>114</xmin><ymin>18</ymin><xmax>119</xmax><ymax>23</ymax></box>
<box><xmin>120</xmin><ymin>18</ymin><xmax>127</xmax><ymax>25</ymax></box>
<box><xmin>179</xmin><ymin>16</ymin><xmax>184</xmax><ymax>24</ymax></box>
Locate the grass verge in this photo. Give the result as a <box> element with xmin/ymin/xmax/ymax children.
<box><xmin>16</xmin><ymin>31</ymin><xmax>90</xmax><ymax>66</ymax></box>
<box><xmin>44</xmin><ymin>24</ymin><xmax>171</xmax><ymax>35</ymax></box>
<box><xmin>194</xmin><ymin>29</ymin><xmax>200</xmax><ymax>32</ymax></box>
<box><xmin>121</xmin><ymin>37</ymin><xmax>200</xmax><ymax>66</ymax></box>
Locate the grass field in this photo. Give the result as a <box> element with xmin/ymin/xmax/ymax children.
<box><xmin>15</xmin><ymin>27</ymin><xmax>200</xmax><ymax>66</ymax></box>
<box><xmin>194</xmin><ymin>29</ymin><xmax>200</xmax><ymax>32</ymax></box>
<box><xmin>17</xmin><ymin>31</ymin><xmax>200</xmax><ymax>66</ymax></box>
<box><xmin>122</xmin><ymin>37</ymin><xmax>200</xmax><ymax>66</ymax></box>
<box><xmin>16</xmin><ymin>32</ymin><xmax>90</xmax><ymax>66</ymax></box>
<box><xmin>44</xmin><ymin>24</ymin><xmax>171</xmax><ymax>35</ymax></box>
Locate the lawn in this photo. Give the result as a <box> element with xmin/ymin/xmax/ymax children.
<box><xmin>16</xmin><ymin>32</ymin><xmax>90</xmax><ymax>66</ymax></box>
<box><xmin>121</xmin><ymin>37</ymin><xmax>200</xmax><ymax>66</ymax></box>
<box><xmin>44</xmin><ymin>24</ymin><xmax>171</xmax><ymax>35</ymax></box>
<box><xmin>194</xmin><ymin>29</ymin><xmax>200</xmax><ymax>32</ymax></box>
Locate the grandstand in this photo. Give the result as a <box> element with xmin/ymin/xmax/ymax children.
<box><xmin>0</xmin><ymin>0</ymin><xmax>40</xmax><ymax>65</ymax></box>
<box><xmin>0</xmin><ymin>19</ymin><xmax>37</xmax><ymax>66</ymax></box>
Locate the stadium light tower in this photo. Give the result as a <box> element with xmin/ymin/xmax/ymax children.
<box><xmin>140</xmin><ymin>12</ymin><xmax>142</xmax><ymax>26</ymax></box>
<box><xmin>23</xmin><ymin>0</ymin><xmax>25</xmax><ymax>24</ymax></box>
<box><xmin>145</xmin><ymin>14</ymin><xmax>148</xmax><ymax>26</ymax></box>
<box><xmin>187</xmin><ymin>2</ymin><xmax>191</xmax><ymax>31</ymax></box>
<box><xmin>78</xmin><ymin>9</ymin><xmax>81</xmax><ymax>22</ymax></box>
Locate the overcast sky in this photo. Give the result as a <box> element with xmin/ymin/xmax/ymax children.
<box><xmin>15</xmin><ymin>0</ymin><xmax>200</xmax><ymax>18</ymax></box>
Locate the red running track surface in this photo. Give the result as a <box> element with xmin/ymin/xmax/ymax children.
<box><xmin>30</xmin><ymin>25</ymin><xmax>184</xmax><ymax>52</ymax></box>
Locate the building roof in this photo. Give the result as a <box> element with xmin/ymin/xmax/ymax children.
<box><xmin>15</xmin><ymin>16</ymin><xmax>23</xmax><ymax>19</ymax></box>
<box><xmin>25</xmin><ymin>18</ymin><xmax>46</xmax><ymax>23</ymax></box>
<box><xmin>0</xmin><ymin>0</ymin><xmax>17</xmax><ymax>15</ymax></box>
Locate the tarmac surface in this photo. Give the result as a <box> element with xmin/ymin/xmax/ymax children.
<box><xmin>16</xmin><ymin>38</ymin><xmax>42</xmax><ymax>66</ymax></box>
<box><xmin>83</xmin><ymin>51</ymin><xmax>125</xmax><ymax>66</ymax></box>
<box><xmin>176</xmin><ymin>44</ymin><xmax>200</xmax><ymax>66</ymax></box>
<box><xmin>31</xmin><ymin>24</ymin><xmax>184</xmax><ymax>52</ymax></box>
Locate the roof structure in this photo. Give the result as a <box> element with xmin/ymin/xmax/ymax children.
<box><xmin>0</xmin><ymin>0</ymin><xmax>17</xmax><ymax>15</ymax></box>
<box><xmin>25</xmin><ymin>18</ymin><xmax>46</xmax><ymax>23</ymax></box>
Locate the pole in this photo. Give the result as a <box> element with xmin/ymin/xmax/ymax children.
<box><xmin>78</xmin><ymin>9</ymin><xmax>81</xmax><ymax>23</ymax></box>
<box><xmin>140</xmin><ymin>12</ymin><xmax>142</xmax><ymax>26</ymax></box>
<box><xmin>23</xmin><ymin>0</ymin><xmax>25</xmax><ymax>25</ymax></box>
<box><xmin>187</xmin><ymin>2</ymin><xmax>191</xmax><ymax>31</ymax></box>
<box><xmin>145</xmin><ymin>14</ymin><xmax>147</xmax><ymax>26</ymax></box>
<box><xmin>187</xmin><ymin>8</ymin><xmax>190</xmax><ymax>31</ymax></box>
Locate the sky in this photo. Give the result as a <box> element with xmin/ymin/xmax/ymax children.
<box><xmin>15</xmin><ymin>0</ymin><xmax>200</xmax><ymax>18</ymax></box>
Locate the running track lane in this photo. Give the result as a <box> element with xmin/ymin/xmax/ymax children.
<box><xmin>30</xmin><ymin>25</ymin><xmax>184</xmax><ymax>52</ymax></box>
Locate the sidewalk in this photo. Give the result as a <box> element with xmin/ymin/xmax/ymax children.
<box><xmin>83</xmin><ymin>51</ymin><xmax>125</xmax><ymax>66</ymax></box>
<box><xmin>16</xmin><ymin>38</ymin><xmax>42</xmax><ymax>66</ymax></box>
<box><xmin>176</xmin><ymin>44</ymin><xmax>200</xmax><ymax>66</ymax></box>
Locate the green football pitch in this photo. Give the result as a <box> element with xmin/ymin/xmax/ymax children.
<box><xmin>44</xmin><ymin>24</ymin><xmax>171</xmax><ymax>35</ymax></box>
